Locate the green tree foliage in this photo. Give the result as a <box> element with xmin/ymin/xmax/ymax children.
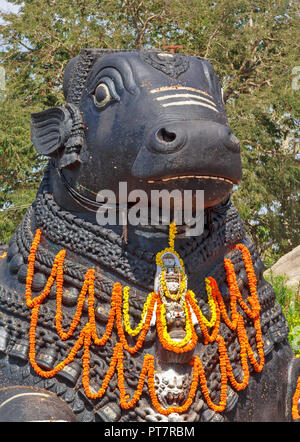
<box><xmin>265</xmin><ymin>272</ymin><xmax>300</xmax><ymax>355</ymax></box>
<box><xmin>0</xmin><ymin>0</ymin><xmax>299</xmax><ymax>264</ymax></box>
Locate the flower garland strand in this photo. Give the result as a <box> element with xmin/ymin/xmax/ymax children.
<box><xmin>155</xmin><ymin>221</ymin><xmax>184</xmax><ymax>270</ymax></box>
<box><xmin>156</xmin><ymin>297</ymin><xmax>198</xmax><ymax>352</ymax></box>
<box><xmin>292</xmin><ymin>376</ymin><xmax>300</xmax><ymax>420</ymax></box>
<box><xmin>122</xmin><ymin>286</ymin><xmax>153</xmax><ymax>337</ymax></box>
<box><xmin>168</xmin><ymin>220</ymin><xmax>177</xmax><ymax>249</ymax></box>
<box><xmin>159</xmin><ymin>269</ymin><xmax>186</xmax><ymax>301</ymax></box>
<box><xmin>187</xmin><ymin>277</ymin><xmax>217</xmax><ymax>328</ymax></box>
<box><xmin>24</xmin><ymin>225</ymin><xmax>265</xmax><ymax>416</ymax></box>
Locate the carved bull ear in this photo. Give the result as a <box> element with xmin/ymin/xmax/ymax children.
<box><xmin>31</xmin><ymin>103</ymin><xmax>85</xmax><ymax>169</ymax></box>
<box><xmin>31</xmin><ymin>107</ymin><xmax>72</xmax><ymax>156</ymax></box>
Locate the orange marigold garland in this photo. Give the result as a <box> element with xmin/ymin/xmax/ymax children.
<box><xmin>156</xmin><ymin>297</ymin><xmax>198</xmax><ymax>353</ymax></box>
<box><xmin>25</xmin><ymin>226</ymin><xmax>266</xmax><ymax>417</ymax></box>
<box><xmin>195</xmin><ymin>335</ymin><xmax>228</xmax><ymax>412</ymax></box>
<box><xmin>223</xmin><ymin>249</ymin><xmax>264</xmax><ymax>373</ymax></box>
<box><xmin>292</xmin><ymin>375</ymin><xmax>300</xmax><ymax>421</ymax></box>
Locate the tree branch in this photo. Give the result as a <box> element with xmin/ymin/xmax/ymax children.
<box><xmin>204</xmin><ymin>8</ymin><xmax>227</xmax><ymax>58</ymax></box>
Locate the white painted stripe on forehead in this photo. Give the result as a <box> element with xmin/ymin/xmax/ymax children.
<box><xmin>146</xmin><ymin>175</ymin><xmax>233</xmax><ymax>184</ymax></box>
<box><xmin>161</xmin><ymin>100</ymin><xmax>218</xmax><ymax>112</ymax></box>
<box><xmin>156</xmin><ymin>93</ymin><xmax>217</xmax><ymax>107</ymax></box>
<box><xmin>150</xmin><ymin>86</ymin><xmax>213</xmax><ymax>98</ymax></box>
<box><xmin>157</xmin><ymin>53</ymin><xmax>174</xmax><ymax>57</ymax></box>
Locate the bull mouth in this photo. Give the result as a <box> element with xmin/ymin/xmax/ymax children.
<box><xmin>142</xmin><ymin>175</ymin><xmax>235</xmax><ymax>185</ymax></box>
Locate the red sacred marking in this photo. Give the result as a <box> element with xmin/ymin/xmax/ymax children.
<box><xmin>162</xmin><ymin>44</ymin><xmax>183</xmax><ymax>53</ymax></box>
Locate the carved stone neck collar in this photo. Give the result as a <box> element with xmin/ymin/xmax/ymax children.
<box><xmin>29</xmin><ymin>164</ymin><xmax>246</xmax><ymax>294</ymax></box>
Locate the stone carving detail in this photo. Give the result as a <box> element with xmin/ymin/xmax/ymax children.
<box><xmin>154</xmin><ymin>369</ymin><xmax>191</xmax><ymax>409</ymax></box>
<box><xmin>140</xmin><ymin>50</ymin><xmax>190</xmax><ymax>78</ymax></box>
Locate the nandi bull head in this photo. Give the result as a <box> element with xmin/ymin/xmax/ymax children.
<box><xmin>31</xmin><ymin>49</ymin><xmax>242</xmax><ymax>215</ymax></box>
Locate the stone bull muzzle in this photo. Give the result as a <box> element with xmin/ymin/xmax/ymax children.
<box><xmin>133</xmin><ymin>120</ymin><xmax>242</xmax><ymax>184</ymax></box>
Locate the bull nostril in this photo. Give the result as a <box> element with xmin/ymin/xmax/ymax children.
<box><xmin>149</xmin><ymin>124</ymin><xmax>185</xmax><ymax>153</ymax></box>
<box><xmin>156</xmin><ymin>127</ymin><xmax>177</xmax><ymax>143</ymax></box>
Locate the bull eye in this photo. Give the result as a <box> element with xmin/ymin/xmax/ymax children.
<box><xmin>94</xmin><ymin>83</ymin><xmax>111</xmax><ymax>108</ymax></box>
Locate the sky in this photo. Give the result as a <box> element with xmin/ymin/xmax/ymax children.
<box><xmin>0</xmin><ymin>0</ymin><xmax>20</xmax><ymax>14</ymax></box>
<box><xmin>0</xmin><ymin>0</ymin><xmax>21</xmax><ymax>29</ymax></box>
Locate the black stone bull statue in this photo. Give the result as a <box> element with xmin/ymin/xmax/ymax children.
<box><xmin>0</xmin><ymin>49</ymin><xmax>299</xmax><ymax>422</ymax></box>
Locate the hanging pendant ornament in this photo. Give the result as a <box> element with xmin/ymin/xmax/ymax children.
<box><xmin>154</xmin><ymin>221</ymin><xmax>187</xmax><ymax>304</ymax></box>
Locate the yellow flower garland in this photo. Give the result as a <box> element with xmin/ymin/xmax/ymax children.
<box><xmin>159</xmin><ymin>299</ymin><xmax>193</xmax><ymax>348</ymax></box>
<box><xmin>155</xmin><ymin>219</ymin><xmax>187</xmax><ymax>303</ymax></box>
<box><xmin>122</xmin><ymin>286</ymin><xmax>154</xmax><ymax>337</ymax></box>
<box><xmin>121</xmin><ymin>277</ymin><xmax>217</xmax><ymax>349</ymax></box>
<box><xmin>188</xmin><ymin>278</ymin><xmax>217</xmax><ymax>328</ymax></box>
<box><xmin>156</xmin><ymin>248</ymin><xmax>185</xmax><ymax>270</ymax></box>
<box><xmin>168</xmin><ymin>220</ymin><xmax>177</xmax><ymax>249</ymax></box>
<box><xmin>159</xmin><ymin>269</ymin><xmax>186</xmax><ymax>302</ymax></box>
